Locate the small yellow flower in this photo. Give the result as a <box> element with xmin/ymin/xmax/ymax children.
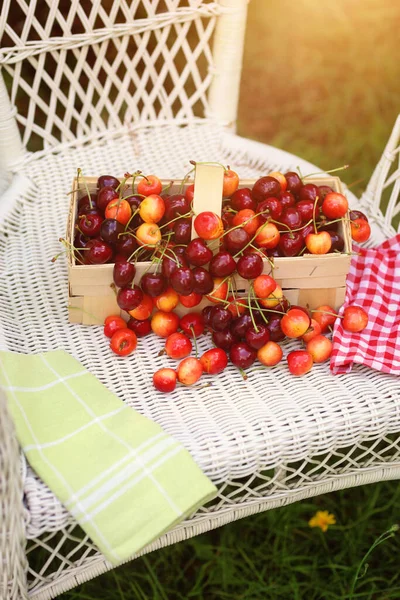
<box><xmin>309</xmin><ymin>510</ymin><xmax>336</xmax><ymax>532</ymax></box>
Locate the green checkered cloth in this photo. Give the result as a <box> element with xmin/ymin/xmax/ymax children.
<box><xmin>0</xmin><ymin>350</ymin><xmax>217</xmax><ymax>565</ymax></box>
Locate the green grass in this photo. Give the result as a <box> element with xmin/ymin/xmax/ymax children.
<box><xmin>61</xmin><ymin>481</ymin><xmax>400</xmax><ymax>600</ymax></box>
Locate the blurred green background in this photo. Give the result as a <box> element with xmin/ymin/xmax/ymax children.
<box><xmin>60</xmin><ymin>2</ymin><xmax>400</xmax><ymax>598</ymax></box>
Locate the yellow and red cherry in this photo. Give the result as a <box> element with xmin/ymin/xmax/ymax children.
<box><xmin>136</xmin><ymin>223</ymin><xmax>162</xmax><ymax>246</ymax></box>
<box><xmin>245</xmin><ymin>324</ymin><xmax>270</xmax><ymax>350</ymax></box>
<box><xmin>151</xmin><ymin>310</ymin><xmax>180</xmax><ymax>338</ymax></box>
<box><xmin>287</xmin><ymin>350</ymin><xmax>313</xmax><ymax>376</ymax></box>
<box><xmin>110</xmin><ymin>329</ymin><xmax>137</xmax><ymax>356</ymax></box>
<box><xmin>105</xmin><ymin>198</ymin><xmax>132</xmax><ymax>225</ymax></box>
<box><xmin>200</xmin><ymin>348</ymin><xmax>228</xmax><ymax>375</ymax></box>
<box><xmin>137</xmin><ymin>174</ymin><xmax>162</xmax><ymax>197</ymax></box>
<box><xmin>209</xmin><ymin>251</ymin><xmax>237</xmax><ymax>278</ymax></box>
<box><xmin>223</xmin><ymin>168</ymin><xmax>240</xmax><ymax>197</ymax></box>
<box><xmin>224</xmin><ymin>227</ymin><xmax>250</xmax><ymax>254</ymax></box>
<box><xmin>230</xmin><ymin>342</ymin><xmax>257</xmax><ymax>370</ymax></box>
<box><xmin>230</xmin><ymin>187</ymin><xmax>256</xmax><ymax>211</ymax></box>
<box><xmin>185</xmin><ymin>238</ymin><xmax>213</xmax><ymax>266</ymax></box>
<box><xmin>254</xmin><ymin>222</ymin><xmax>280</xmax><ymax>249</ymax></box>
<box><xmin>281</xmin><ymin>308</ymin><xmax>311</xmax><ymax>338</ymax></box>
<box><xmin>86</xmin><ymin>239</ymin><xmax>113</xmax><ymax>264</ymax></box>
<box><xmin>342</xmin><ymin>305</ymin><xmax>368</xmax><ymax>333</ymax></box>
<box><xmin>232</xmin><ymin>209</ymin><xmax>260</xmax><ymax>236</ymax></box>
<box><xmin>140</xmin><ymin>273</ymin><xmax>167</xmax><ymax>297</ymax></box>
<box><xmin>350</xmin><ymin>218</ymin><xmax>371</xmax><ymax>243</ymax></box>
<box><xmin>179</xmin><ymin>292</ymin><xmax>202</xmax><ymax>308</ymax></box>
<box><xmin>154</xmin><ymin>287</ymin><xmax>179</xmax><ymax>312</ymax></box>
<box><xmin>302</xmin><ymin>318</ymin><xmax>322</xmax><ymax>343</ymax></box>
<box><xmin>128</xmin><ymin>294</ymin><xmax>154</xmax><ymax>320</ymax></box>
<box><xmin>251</xmin><ymin>176</ymin><xmax>281</xmax><ymax>203</ymax></box>
<box><xmin>97</xmin><ymin>175</ymin><xmax>120</xmax><ymax>190</ymax></box>
<box><xmin>153</xmin><ymin>368</ymin><xmax>177</xmax><ymax>393</ymax></box>
<box><xmin>97</xmin><ymin>186</ymin><xmax>118</xmax><ymax>212</ymax></box>
<box><xmin>165</xmin><ymin>332</ymin><xmax>192</xmax><ymax>360</ymax></box>
<box><xmin>177</xmin><ymin>357</ymin><xmax>203</xmax><ymax>385</ymax></box>
<box><xmin>194</xmin><ymin>211</ymin><xmax>224</xmax><ymax>240</ymax></box>
<box><xmin>268</xmin><ymin>171</ymin><xmax>287</xmax><ymax>192</ymax></box>
<box><xmin>104</xmin><ymin>315</ymin><xmax>127</xmax><ymax>338</ymax></box>
<box><xmin>113</xmin><ymin>261</ymin><xmax>136</xmax><ymax>287</ymax></box>
<box><xmin>313</xmin><ymin>305</ymin><xmax>337</xmax><ymax>332</ymax></box>
<box><xmin>253</xmin><ymin>274</ymin><xmax>277</xmax><ymax>299</ymax></box>
<box><xmin>259</xmin><ymin>284</ymin><xmax>284</xmax><ymax>309</ymax></box>
<box><xmin>139</xmin><ymin>194</ymin><xmax>165</xmax><ymax>223</ymax></box>
<box><xmin>117</xmin><ymin>285</ymin><xmax>143</xmax><ymax>311</ymax></box>
<box><xmin>192</xmin><ymin>266</ymin><xmax>214</xmax><ymax>295</ymax></box>
<box><xmin>321</xmin><ymin>192</ymin><xmax>348</xmax><ymax>219</ymax></box>
<box><xmin>237</xmin><ymin>253</ymin><xmax>263</xmax><ymax>279</ymax></box>
<box><xmin>180</xmin><ymin>312</ymin><xmax>205</xmax><ymax>338</ymax></box>
<box><xmin>127</xmin><ymin>316</ymin><xmax>151</xmax><ymax>337</ymax></box>
<box><xmin>284</xmin><ymin>172</ymin><xmax>302</xmax><ymax>196</ymax></box>
<box><xmin>305</xmin><ymin>231</ymin><xmax>332</xmax><ymax>254</ymax></box>
<box><xmin>206</xmin><ymin>277</ymin><xmax>229</xmax><ymax>303</ymax></box>
<box><xmin>257</xmin><ymin>341</ymin><xmax>283</xmax><ymax>367</ymax></box>
<box><xmin>306</xmin><ymin>335</ymin><xmax>332</xmax><ymax>363</ymax></box>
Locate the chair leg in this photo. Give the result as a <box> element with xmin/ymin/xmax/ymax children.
<box><xmin>0</xmin><ymin>388</ymin><xmax>29</xmax><ymax>600</ymax></box>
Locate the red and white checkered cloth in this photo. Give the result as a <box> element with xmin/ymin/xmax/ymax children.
<box><xmin>330</xmin><ymin>233</ymin><xmax>400</xmax><ymax>375</ymax></box>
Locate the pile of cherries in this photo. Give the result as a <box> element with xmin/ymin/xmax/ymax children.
<box><xmin>70</xmin><ymin>166</ymin><xmax>370</xmax><ymax>391</ymax></box>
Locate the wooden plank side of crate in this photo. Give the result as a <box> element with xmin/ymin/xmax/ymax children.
<box><xmin>191</xmin><ymin>163</ymin><xmax>224</xmax><ymax>240</ymax></box>
<box><xmin>297</xmin><ymin>286</ymin><xmax>346</xmax><ymax>310</ymax></box>
<box><xmin>68</xmin><ymin>294</ymin><xmax>120</xmax><ymax>325</ymax></box>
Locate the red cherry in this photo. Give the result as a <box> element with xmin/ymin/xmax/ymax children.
<box><xmin>200</xmin><ymin>348</ymin><xmax>228</xmax><ymax>375</ymax></box>
<box><xmin>209</xmin><ymin>306</ymin><xmax>232</xmax><ymax>332</ymax></box>
<box><xmin>328</xmin><ymin>231</ymin><xmax>345</xmax><ymax>252</ymax></box>
<box><xmin>127</xmin><ymin>317</ymin><xmax>152</xmax><ymax>337</ymax></box>
<box><xmin>179</xmin><ymin>292</ymin><xmax>202</xmax><ymax>308</ymax></box>
<box><xmin>165</xmin><ymin>332</ymin><xmax>192</xmax><ymax>359</ymax></box>
<box><xmin>140</xmin><ymin>273</ymin><xmax>167</xmax><ymax>297</ymax></box>
<box><xmin>278</xmin><ymin>232</ymin><xmax>304</xmax><ymax>257</ymax></box>
<box><xmin>321</xmin><ymin>192</ymin><xmax>349</xmax><ymax>219</ymax></box>
<box><xmin>230</xmin><ymin>187</ymin><xmax>256</xmax><ymax>211</ymax></box>
<box><xmin>104</xmin><ymin>315</ymin><xmax>127</xmax><ymax>338</ymax></box>
<box><xmin>78</xmin><ymin>212</ymin><xmax>103</xmax><ymax>237</ymax></box>
<box><xmin>212</xmin><ymin>328</ymin><xmax>239</xmax><ymax>350</ymax></box>
<box><xmin>224</xmin><ymin>227</ymin><xmax>250</xmax><ymax>254</ymax></box>
<box><xmin>97</xmin><ymin>175</ymin><xmax>120</xmax><ymax>190</ymax></box>
<box><xmin>169</xmin><ymin>267</ymin><xmax>194</xmax><ymax>296</ymax></box>
<box><xmin>185</xmin><ymin>238</ymin><xmax>213</xmax><ymax>266</ymax></box>
<box><xmin>296</xmin><ymin>199</ymin><xmax>320</xmax><ymax>223</ymax></box>
<box><xmin>117</xmin><ymin>285</ymin><xmax>143</xmax><ymax>311</ymax></box>
<box><xmin>349</xmin><ymin>210</ymin><xmax>368</xmax><ymax>222</ymax></box>
<box><xmin>350</xmin><ymin>218</ymin><xmax>371</xmax><ymax>243</ymax></box>
<box><xmin>278</xmin><ymin>191</ymin><xmax>296</xmax><ymax>209</ymax></box>
<box><xmin>113</xmin><ymin>261</ymin><xmax>136</xmax><ymax>287</ymax></box>
<box><xmin>284</xmin><ymin>172</ymin><xmax>302</xmax><ymax>196</ymax></box>
<box><xmin>236</xmin><ymin>253</ymin><xmax>263</xmax><ymax>279</ymax></box>
<box><xmin>173</xmin><ymin>219</ymin><xmax>192</xmax><ymax>245</ymax></box>
<box><xmin>231</xmin><ymin>313</ymin><xmax>252</xmax><ymax>338</ymax></box>
<box><xmin>97</xmin><ymin>186</ymin><xmax>118</xmax><ymax>212</ymax></box>
<box><xmin>280</xmin><ymin>207</ymin><xmax>303</xmax><ymax>231</ymax></box>
<box><xmin>184</xmin><ymin>184</ymin><xmax>195</xmax><ymax>204</ymax></box>
<box><xmin>100</xmin><ymin>219</ymin><xmax>124</xmax><ymax>244</ymax></box>
<box><xmin>110</xmin><ymin>329</ymin><xmax>137</xmax><ymax>356</ymax></box>
<box><xmin>230</xmin><ymin>342</ymin><xmax>256</xmax><ymax>369</ymax></box>
<box><xmin>180</xmin><ymin>312</ymin><xmax>205</xmax><ymax>337</ymax></box>
<box><xmin>287</xmin><ymin>350</ymin><xmax>313</xmax><ymax>376</ymax></box>
<box><xmin>209</xmin><ymin>251</ymin><xmax>237</xmax><ymax>278</ymax></box>
<box><xmin>298</xmin><ymin>183</ymin><xmax>320</xmax><ymax>204</ymax></box>
<box><xmin>115</xmin><ymin>232</ymin><xmax>137</xmax><ymax>257</ymax></box>
<box><xmin>192</xmin><ymin>267</ymin><xmax>214</xmax><ymax>295</ymax></box>
<box><xmin>153</xmin><ymin>368</ymin><xmax>177</xmax><ymax>393</ymax></box>
<box><xmin>318</xmin><ymin>185</ymin><xmax>334</xmax><ymax>201</ymax></box>
<box><xmin>164</xmin><ymin>195</ymin><xmax>190</xmax><ymax>224</ymax></box>
<box><xmin>257</xmin><ymin>197</ymin><xmax>283</xmax><ymax>222</ymax></box>
<box><xmin>137</xmin><ymin>174</ymin><xmax>162</xmax><ymax>197</ymax></box>
<box><xmin>86</xmin><ymin>238</ymin><xmax>113</xmax><ymax>264</ymax></box>
<box><xmin>245</xmin><ymin>324</ymin><xmax>270</xmax><ymax>349</ymax></box>
<box><xmin>251</xmin><ymin>176</ymin><xmax>281</xmax><ymax>203</ymax></box>
<box><xmin>266</xmin><ymin>315</ymin><xmax>285</xmax><ymax>342</ymax></box>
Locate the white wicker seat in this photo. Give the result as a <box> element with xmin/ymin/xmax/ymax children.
<box><xmin>1</xmin><ymin>2</ymin><xmax>400</xmax><ymax>599</ymax></box>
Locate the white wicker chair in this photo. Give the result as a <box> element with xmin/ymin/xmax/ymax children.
<box><xmin>1</xmin><ymin>1</ymin><xmax>400</xmax><ymax>598</ymax></box>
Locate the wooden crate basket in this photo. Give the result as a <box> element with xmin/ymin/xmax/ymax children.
<box><xmin>67</xmin><ymin>165</ymin><xmax>352</xmax><ymax>324</ymax></box>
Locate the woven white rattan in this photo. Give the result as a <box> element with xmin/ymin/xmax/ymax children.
<box><xmin>1</xmin><ymin>2</ymin><xmax>400</xmax><ymax>599</ymax></box>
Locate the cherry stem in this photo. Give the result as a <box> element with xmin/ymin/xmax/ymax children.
<box><xmin>179</xmin><ymin>168</ymin><xmax>195</xmax><ymax>193</ymax></box>
<box><xmin>77</xmin><ymin>168</ymin><xmax>93</xmax><ymax>209</ymax></box>
<box><xmin>159</xmin><ymin>210</ymin><xmax>193</xmax><ymax>230</ymax></box>
<box><xmin>303</xmin><ymin>164</ymin><xmax>349</xmax><ymax>179</ymax></box>
<box><xmin>310</xmin><ymin>309</ymin><xmax>342</xmax><ymax>319</ymax></box>
<box><xmin>161</xmin><ymin>180</ymin><xmax>174</xmax><ymax>194</ymax></box>
<box><xmin>247</xmin><ymin>285</ymin><xmax>259</xmax><ymax>333</ymax></box>
<box><xmin>124</xmin><ymin>207</ymin><xmax>140</xmax><ymax>231</ymax></box>
<box><xmin>190</xmin><ymin>326</ymin><xmax>199</xmax><ymax>359</ymax></box>
<box><xmin>312</xmin><ymin>195</ymin><xmax>319</xmax><ymax>235</ymax></box>
<box><xmin>239</xmin><ymin>367</ymin><xmax>248</xmax><ymax>380</ymax></box>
